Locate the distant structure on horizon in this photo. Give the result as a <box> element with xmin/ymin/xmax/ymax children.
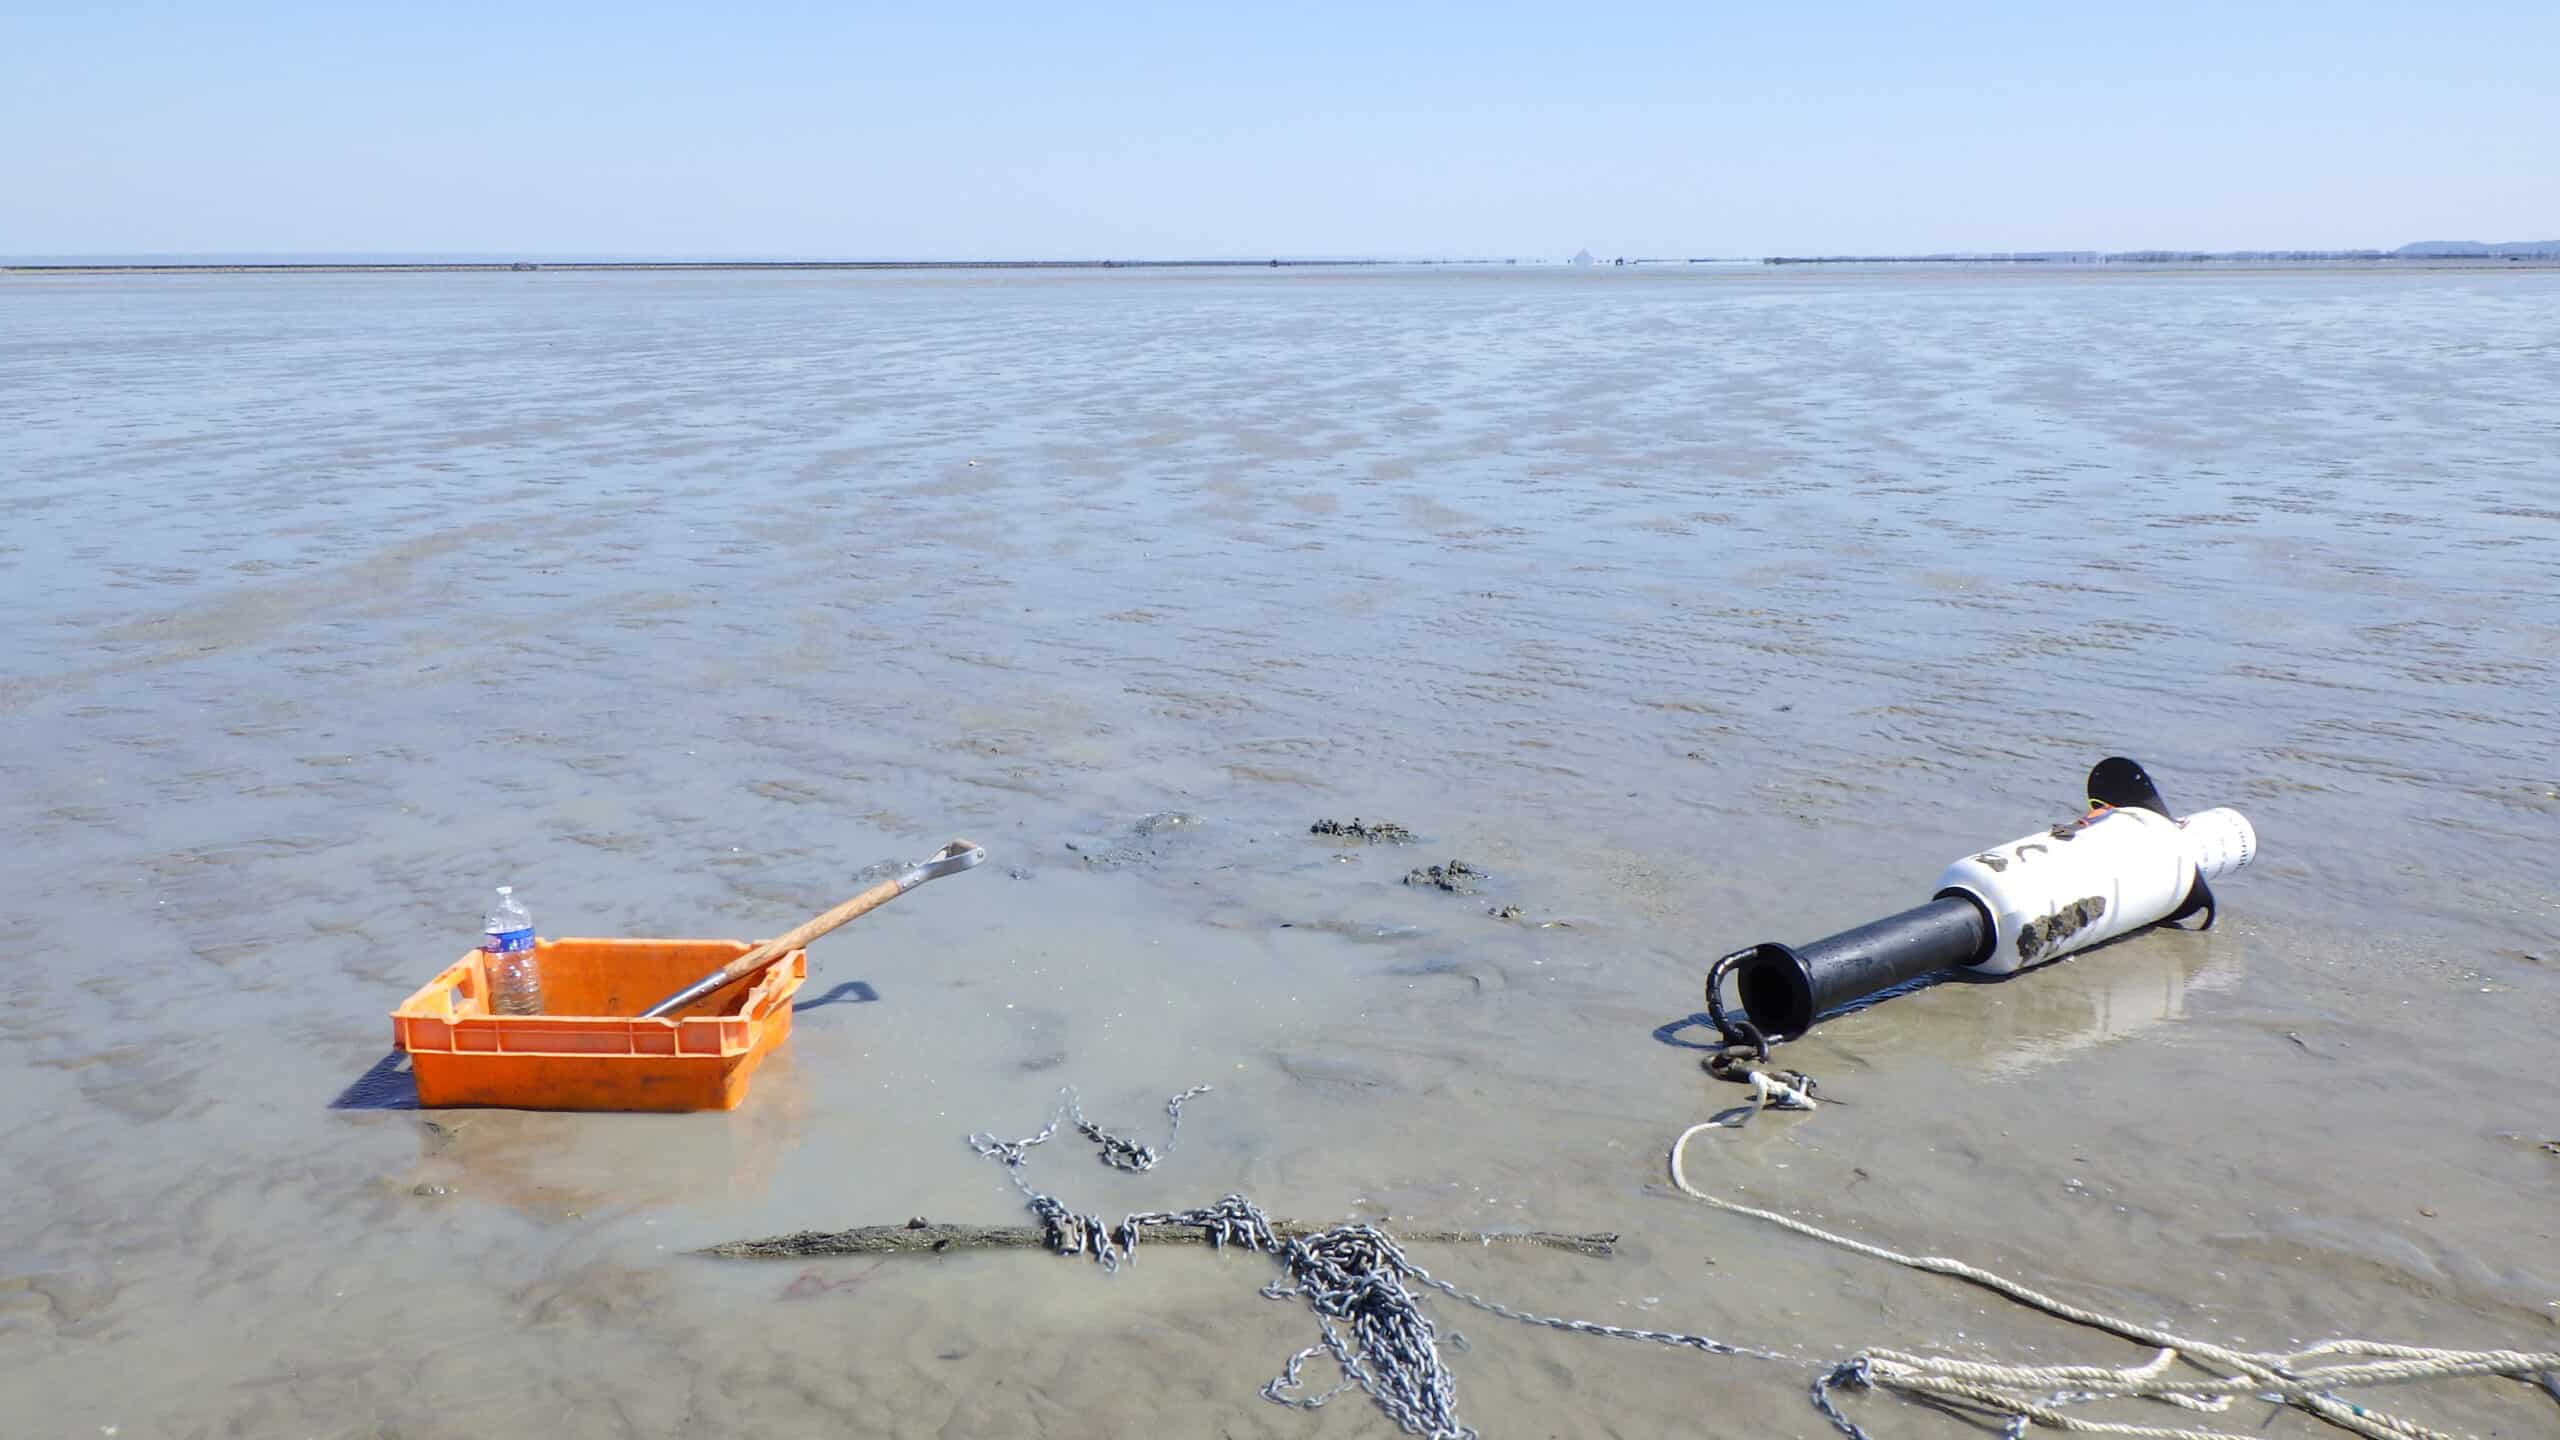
<box><xmin>1569</xmin><ymin>249</ymin><xmax>1596</xmax><ymax>267</ymax></box>
<box><xmin>2393</xmin><ymin>239</ymin><xmax>2560</xmax><ymax>258</ymax></box>
<box><xmin>1755</xmin><ymin>239</ymin><xmax>2560</xmax><ymax>266</ymax></box>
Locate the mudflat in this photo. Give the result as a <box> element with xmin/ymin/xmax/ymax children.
<box><xmin>2</xmin><ymin>264</ymin><xmax>2553</xmax><ymax>1438</ymax></box>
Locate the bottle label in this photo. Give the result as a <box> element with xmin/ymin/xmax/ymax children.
<box><xmin>486</xmin><ymin>927</ymin><xmax>535</xmax><ymax>954</ymax></box>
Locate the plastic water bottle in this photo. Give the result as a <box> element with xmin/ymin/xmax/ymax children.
<box><xmin>482</xmin><ymin>885</ymin><xmax>542</xmax><ymax>1016</ymax></box>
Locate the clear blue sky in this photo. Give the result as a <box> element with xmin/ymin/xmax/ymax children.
<box><xmin>5</xmin><ymin>0</ymin><xmax>2554</xmax><ymax>258</ymax></box>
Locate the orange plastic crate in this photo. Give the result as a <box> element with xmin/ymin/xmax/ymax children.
<box><xmin>391</xmin><ymin>937</ymin><xmax>808</xmax><ymax>1111</ymax></box>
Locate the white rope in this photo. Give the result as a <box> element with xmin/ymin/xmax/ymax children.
<box><xmin>1669</xmin><ymin>1115</ymin><xmax>2560</xmax><ymax>1440</ymax></box>
<box><xmin>1694</xmin><ymin>1068</ymin><xmax>1818</xmax><ymax>1130</ymax></box>
<box><xmin>1746</xmin><ymin>1070</ymin><xmax>1818</xmax><ymax>1113</ymax></box>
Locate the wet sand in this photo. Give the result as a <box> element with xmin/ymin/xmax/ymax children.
<box><xmin>1</xmin><ymin>265</ymin><xmax>2555</xmax><ymax>1438</ymax></box>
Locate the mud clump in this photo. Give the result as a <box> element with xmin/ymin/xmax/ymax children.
<box><xmin>1487</xmin><ymin>904</ymin><xmax>1524</xmax><ymax>921</ymax></box>
<box><xmin>1404</xmin><ymin>860</ymin><xmax>1484</xmax><ymax>895</ymax></box>
<box><xmin>1311</xmin><ymin>817</ymin><xmax>1415</xmax><ymax>845</ymax></box>
<box><xmin>2017</xmin><ymin>894</ymin><xmax>2107</xmax><ymax>964</ymax></box>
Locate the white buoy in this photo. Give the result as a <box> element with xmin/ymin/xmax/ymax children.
<box><xmin>1719</xmin><ymin>758</ymin><xmax>2256</xmax><ymax>1039</ymax></box>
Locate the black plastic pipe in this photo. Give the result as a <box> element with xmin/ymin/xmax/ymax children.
<box><xmin>1731</xmin><ymin>894</ymin><xmax>1992</xmax><ymax>1040</ymax></box>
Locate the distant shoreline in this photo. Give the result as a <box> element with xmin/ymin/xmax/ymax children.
<box><xmin>7</xmin><ymin>255</ymin><xmax>2556</xmax><ymax>277</ymax></box>
<box><xmin>0</xmin><ymin>258</ymin><xmax>1428</xmax><ymax>276</ymax></box>
<box><xmin>1756</xmin><ymin>253</ymin><xmax>2559</xmax><ymax>267</ymax></box>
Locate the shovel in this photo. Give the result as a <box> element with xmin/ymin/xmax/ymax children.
<box><xmin>638</xmin><ymin>839</ymin><xmax>987</xmax><ymax>1019</ymax></box>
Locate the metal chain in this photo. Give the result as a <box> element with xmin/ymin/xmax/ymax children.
<box><xmin>967</xmin><ymin>1086</ymin><xmax>1212</xmax><ymax>1269</ymax></box>
<box><xmin>970</xmin><ymin>1086</ymin><xmax>1777</xmax><ymax>1440</ymax></box>
<box><xmin>1700</xmin><ymin>950</ymin><xmax>1835</xmax><ymax>1120</ymax></box>
<box><xmin>1080</xmin><ymin>1083</ymin><xmax>1212</xmax><ymax>1171</ymax></box>
<box><xmin>1702</xmin><ymin>947</ymin><xmax>1771</xmax><ymax>1054</ymax></box>
<box><xmin>974</xmin><ymin>1085</ymin><xmax>2558</xmax><ymax>1440</ymax></box>
<box><xmin>1407</xmin><ymin>1265</ymin><xmax>1783</xmax><ymax>1361</ymax></box>
<box><xmin>1814</xmin><ymin>1358</ymin><xmax>1882</xmax><ymax>1440</ymax></box>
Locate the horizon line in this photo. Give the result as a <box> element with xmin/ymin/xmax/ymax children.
<box><xmin>11</xmin><ymin>251</ymin><xmax>2560</xmax><ymax>279</ymax></box>
<box><xmin>10</xmin><ymin>236</ymin><xmax>2558</xmax><ymax>271</ymax></box>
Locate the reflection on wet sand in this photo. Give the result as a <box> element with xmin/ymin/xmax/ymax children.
<box><xmin>395</xmin><ymin>1062</ymin><xmax>813</xmax><ymax>1220</ymax></box>
<box><xmin>1961</xmin><ymin>932</ymin><xmax>2237</xmax><ymax>1078</ymax></box>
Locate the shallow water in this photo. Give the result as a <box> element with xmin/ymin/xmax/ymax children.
<box><xmin>2</xmin><ymin>266</ymin><xmax>2555</xmax><ymax>1439</ymax></box>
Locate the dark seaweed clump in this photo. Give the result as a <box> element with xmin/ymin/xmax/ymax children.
<box><xmin>1403</xmin><ymin>860</ymin><xmax>1484</xmax><ymax>894</ymax></box>
<box><xmin>1311</xmin><ymin>817</ymin><xmax>1416</xmax><ymax>844</ymax></box>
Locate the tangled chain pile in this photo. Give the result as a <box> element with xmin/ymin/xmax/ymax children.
<box><xmin>968</xmin><ymin>1087</ymin><xmax>1774</xmax><ymax>1440</ymax></box>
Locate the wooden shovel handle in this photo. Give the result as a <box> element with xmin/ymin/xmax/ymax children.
<box><xmin>718</xmin><ymin>875</ymin><xmax>905</xmax><ymax>982</ymax></box>
<box><xmin>713</xmin><ymin>838</ymin><xmax>983</xmax><ymax>985</ymax></box>
<box><xmin>638</xmin><ymin>839</ymin><xmax>985</xmax><ymax>1019</ymax></box>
